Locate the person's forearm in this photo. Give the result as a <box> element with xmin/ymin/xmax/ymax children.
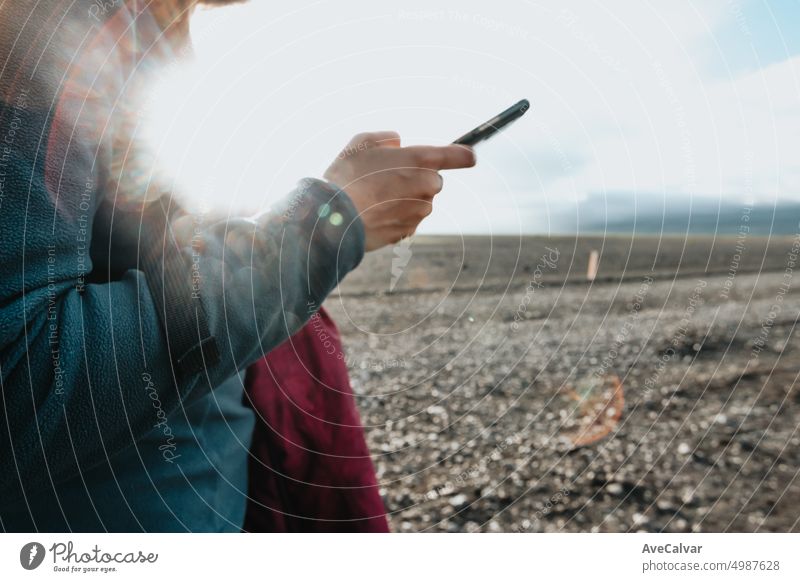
<box><xmin>192</xmin><ymin>177</ymin><xmax>365</xmax><ymax>387</ymax></box>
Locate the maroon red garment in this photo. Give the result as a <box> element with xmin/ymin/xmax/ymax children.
<box><xmin>243</xmin><ymin>307</ymin><xmax>390</xmax><ymax>532</ymax></box>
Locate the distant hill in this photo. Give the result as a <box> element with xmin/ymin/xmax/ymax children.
<box><xmin>560</xmin><ymin>192</ymin><xmax>800</xmax><ymax>236</ymax></box>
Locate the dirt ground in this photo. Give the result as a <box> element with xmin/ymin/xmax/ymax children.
<box><xmin>325</xmin><ymin>234</ymin><xmax>800</xmax><ymax>532</ymax></box>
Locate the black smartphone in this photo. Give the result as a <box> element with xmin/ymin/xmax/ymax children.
<box><xmin>453</xmin><ymin>99</ymin><xmax>530</xmax><ymax>146</ymax></box>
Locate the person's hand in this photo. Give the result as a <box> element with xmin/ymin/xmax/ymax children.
<box><xmin>323</xmin><ymin>131</ymin><xmax>476</xmax><ymax>251</ymax></box>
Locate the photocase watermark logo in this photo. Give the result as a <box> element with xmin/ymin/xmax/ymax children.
<box><xmin>20</xmin><ymin>542</ymin><xmax>46</xmax><ymax>570</ymax></box>
<box><xmin>17</xmin><ymin>541</ymin><xmax>158</xmax><ymax>574</ymax></box>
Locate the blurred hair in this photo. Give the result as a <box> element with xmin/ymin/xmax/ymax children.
<box><xmin>147</xmin><ymin>0</ymin><xmax>248</xmax><ymax>41</ymax></box>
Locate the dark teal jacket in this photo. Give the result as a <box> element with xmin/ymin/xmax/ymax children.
<box><xmin>0</xmin><ymin>1</ymin><xmax>364</xmax><ymax>531</ymax></box>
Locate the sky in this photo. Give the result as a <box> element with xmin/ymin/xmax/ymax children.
<box><xmin>144</xmin><ymin>0</ymin><xmax>800</xmax><ymax>235</ymax></box>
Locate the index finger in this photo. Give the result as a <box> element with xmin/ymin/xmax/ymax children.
<box><xmin>403</xmin><ymin>145</ymin><xmax>476</xmax><ymax>170</ymax></box>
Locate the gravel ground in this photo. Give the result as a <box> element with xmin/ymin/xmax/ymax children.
<box><xmin>324</xmin><ymin>235</ymin><xmax>800</xmax><ymax>532</ymax></box>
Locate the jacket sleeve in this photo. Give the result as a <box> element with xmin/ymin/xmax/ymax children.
<box><xmin>0</xmin><ymin>100</ymin><xmax>365</xmax><ymax>500</ymax></box>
